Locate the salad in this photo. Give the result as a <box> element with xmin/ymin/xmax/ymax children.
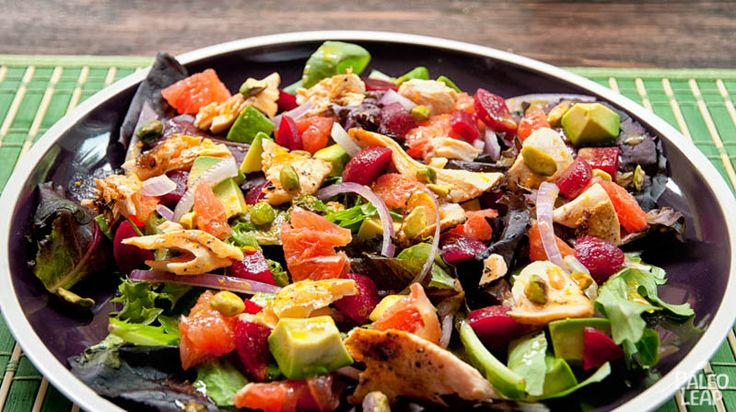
<box><xmin>29</xmin><ymin>41</ymin><xmax>695</xmax><ymax>411</ymax></box>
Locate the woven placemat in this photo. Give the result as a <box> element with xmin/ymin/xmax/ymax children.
<box><xmin>0</xmin><ymin>56</ymin><xmax>734</xmax><ymax>412</ymax></box>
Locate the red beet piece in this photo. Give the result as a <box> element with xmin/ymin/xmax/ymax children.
<box><xmin>473</xmin><ymin>89</ymin><xmax>517</xmax><ymax>134</ymax></box>
<box><xmin>378</xmin><ymin>102</ymin><xmax>416</xmax><ymax>139</ymax></box>
<box><xmin>556</xmin><ymin>157</ymin><xmax>593</xmax><ymax>199</ymax></box>
<box><xmin>363</xmin><ymin>78</ymin><xmax>398</xmax><ymax>92</ymax></box>
<box><xmin>277</xmin><ymin>89</ymin><xmax>298</xmax><ymax>112</ymax></box>
<box><xmin>440</xmin><ymin>234</ymin><xmax>487</xmax><ymax>264</ymax></box>
<box><xmin>234</xmin><ymin>319</ymin><xmax>272</xmax><ymax>381</ymax></box>
<box><xmin>245</xmin><ymin>181</ymin><xmax>269</xmax><ymax>205</ymax></box>
<box><xmin>275</xmin><ymin>115</ymin><xmax>303</xmax><ymax>150</ymax></box>
<box><xmin>577</xmin><ymin>147</ymin><xmax>620</xmax><ymax>178</ymax></box>
<box><xmin>342</xmin><ymin>146</ymin><xmax>393</xmax><ymax>185</ymax></box>
<box><xmin>333</xmin><ymin>273</ymin><xmax>380</xmax><ymax>324</ymax></box>
<box><xmin>230</xmin><ymin>250</ymin><xmax>276</xmax><ymax>285</ymax></box>
<box><xmin>113</xmin><ymin>221</ymin><xmax>154</xmax><ymax>274</ymax></box>
<box><xmin>574</xmin><ymin>235</ymin><xmax>625</xmax><ymax>283</ymax></box>
<box><xmin>243</xmin><ymin>299</ymin><xmax>263</xmax><ymax>314</ymax></box>
<box><xmin>467</xmin><ymin>306</ymin><xmax>533</xmax><ymax>350</ymax></box>
<box><xmin>160</xmin><ymin>169</ymin><xmax>188</xmax><ymax>208</ymax></box>
<box><xmin>450</xmin><ymin>110</ymin><xmax>480</xmax><ymax>142</ymax></box>
<box><xmin>583</xmin><ymin>327</ymin><xmax>624</xmax><ymax>371</ymax></box>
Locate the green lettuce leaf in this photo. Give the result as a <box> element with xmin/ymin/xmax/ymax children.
<box><xmin>397</xmin><ymin>243</ymin><xmax>455</xmax><ymax>289</ymax></box>
<box><xmin>108</xmin><ymin>318</ymin><xmax>179</xmax><ymax>346</ymax></box>
<box><xmin>194</xmin><ymin>359</ymin><xmax>248</xmax><ymax>407</ymax></box>
<box><xmin>507</xmin><ymin>332</ymin><xmax>547</xmax><ymax>396</ymax></box>
<box><xmin>537</xmin><ymin>362</ymin><xmax>611</xmax><ymax>400</ymax></box>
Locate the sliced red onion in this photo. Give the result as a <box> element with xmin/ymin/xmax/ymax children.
<box><xmin>439</xmin><ymin>313</ymin><xmax>454</xmax><ymax>349</ymax></box>
<box><xmin>505</xmin><ymin>93</ymin><xmax>596</xmax><ymax>113</ymax></box>
<box><xmin>317</xmin><ymin>182</ymin><xmax>395</xmax><ymax>257</ymax></box>
<box><xmin>173</xmin><ymin>156</ymin><xmax>238</xmax><ymax>222</ymax></box>
<box><xmin>409</xmin><ymin>187</ymin><xmax>441</xmax><ymax>286</ymax></box>
<box><xmin>378</xmin><ymin>89</ymin><xmax>417</xmax><ymax>111</ymax></box>
<box><xmin>273</xmin><ymin>101</ymin><xmax>312</xmax><ymax>127</ymax></box>
<box><xmin>336</xmin><ymin>366</ymin><xmax>361</xmax><ymax>381</ymax></box>
<box><xmin>472</xmin><ymin>139</ymin><xmax>485</xmax><ymax>152</ymax></box>
<box><xmin>142</xmin><ymin>174</ymin><xmax>177</xmax><ymax>197</ymax></box>
<box><xmin>536</xmin><ymin>182</ymin><xmax>563</xmax><ymax>267</ymax></box>
<box><xmin>156</xmin><ymin>204</ymin><xmax>174</xmax><ymax>221</ymax></box>
<box><xmin>330</xmin><ymin>122</ymin><xmax>361</xmax><ymax>156</ymax></box>
<box><xmin>483</xmin><ymin>129</ymin><xmax>501</xmax><ymax>161</ymax></box>
<box><xmin>130</xmin><ymin>269</ymin><xmax>282</xmax><ymax>295</ymax></box>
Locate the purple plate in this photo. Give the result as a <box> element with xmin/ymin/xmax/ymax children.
<box><xmin>0</xmin><ymin>32</ymin><xmax>734</xmax><ymax>412</ymax></box>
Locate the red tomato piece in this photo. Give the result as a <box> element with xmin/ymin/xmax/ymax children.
<box><xmin>473</xmin><ymin>89</ymin><xmax>517</xmax><ymax>134</ymax></box>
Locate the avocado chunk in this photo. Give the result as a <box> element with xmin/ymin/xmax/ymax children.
<box><xmin>549</xmin><ymin>318</ymin><xmax>611</xmax><ymax>362</ymax></box>
<box><xmin>542</xmin><ymin>355</ymin><xmax>578</xmax><ymax>396</ymax></box>
<box><xmin>459</xmin><ymin>321</ymin><xmax>526</xmax><ymax>400</ymax></box>
<box><xmin>240</xmin><ymin>132</ymin><xmax>270</xmax><ymax>174</ymax></box>
<box><xmin>521</xmin><ymin>145</ymin><xmax>557</xmax><ymax>176</ymax></box>
<box><xmin>227</xmin><ymin>105</ymin><xmax>274</xmax><ymax>144</ymax></box>
<box><xmin>213</xmin><ymin>178</ymin><xmax>248</xmax><ymax>218</ymax></box>
<box><xmin>314</xmin><ymin>144</ymin><xmax>349</xmax><ymax>177</ymax></box>
<box><xmin>268</xmin><ymin>316</ymin><xmax>353</xmax><ymax>379</ymax></box>
<box><xmin>357</xmin><ymin>217</ymin><xmax>383</xmax><ymax>240</ymax></box>
<box><xmin>189</xmin><ymin>156</ymin><xmax>226</xmax><ymax>185</ymax></box>
<box><xmin>561</xmin><ymin>103</ymin><xmax>621</xmax><ymax>146</ymax></box>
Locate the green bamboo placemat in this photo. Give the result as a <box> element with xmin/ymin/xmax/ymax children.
<box><xmin>0</xmin><ymin>56</ymin><xmax>734</xmax><ymax>412</ymax></box>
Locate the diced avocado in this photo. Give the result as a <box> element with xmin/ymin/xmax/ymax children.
<box><xmin>180</xmin><ymin>212</ymin><xmax>196</xmax><ymax>229</ymax></box>
<box><xmin>358</xmin><ymin>217</ymin><xmax>383</xmax><ymax>240</ymax></box>
<box><xmin>314</xmin><ymin>144</ymin><xmax>349</xmax><ymax>177</ymax></box>
<box><xmin>189</xmin><ymin>156</ymin><xmax>226</xmax><ymax>185</ymax></box>
<box><xmin>227</xmin><ymin>105</ymin><xmax>274</xmax><ymax>144</ymax></box>
<box><xmin>213</xmin><ymin>178</ymin><xmax>247</xmax><ymax>218</ymax></box>
<box><xmin>268</xmin><ymin>316</ymin><xmax>353</xmax><ymax>379</ymax></box>
<box><xmin>401</xmin><ymin>206</ymin><xmax>427</xmax><ymax>239</ymax></box>
<box><xmin>459</xmin><ymin>321</ymin><xmax>526</xmax><ymax>400</ymax></box>
<box><xmin>240</xmin><ymin>132</ymin><xmax>270</xmax><ymax>174</ymax></box>
<box><xmin>369</xmin><ymin>295</ymin><xmax>402</xmax><ymax>321</ymax></box>
<box><xmin>549</xmin><ymin>318</ymin><xmax>611</xmax><ymax>362</ymax></box>
<box><xmin>561</xmin><ymin>103</ymin><xmax>621</xmax><ymax>147</ymax></box>
<box><xmin>542</xmin><ymin>355</ymin><xmax>578</xmax><ymax>396</ymax></box>
<box><xmin>521</xmin><ymin>145</ymin><xmax>557</xmax><ymax>176</ymax></box>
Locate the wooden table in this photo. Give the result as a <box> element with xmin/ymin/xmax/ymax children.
<box><xmin>2</xmin><ymin>0</ymin><xmax>734</xmax><ymax>68</ymax></box>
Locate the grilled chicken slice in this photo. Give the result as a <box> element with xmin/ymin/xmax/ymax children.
<box><xmin>122</xmin><ymin>229</ymin><xmax>243</xmax><ymax>275</ymax></box>
<box><xmin>297</xmin><ymin>73</ymin><xmax>366</xmax><ymax>116</ymax></box>
<box><xmin>259</xmin><ymin>279</ymin><xmax>357</xmax><ymax>327</ymax></box>
<box><xmin>398</xmin><ymin>79</ymin><xmax>458</xmax><ymax>115</ymax></box>
<box><xmin>261</xmin><ymin>139</ymin><xmax>332</xmax><ymax>205</ymax></box>
<box><xmin>508</xmin><ymin>260</ymin><xmax>594</xmax><ymax>325</ymax></box>
<box><xmin>348</xmin><ymin>129</ymin><xmax>502</xmax><ymax>203</ymax></box>
<box><xmin>123</xmin><ymin>135</ymin><xmax>231</xmax><ymax>180</ymax></box>
<box><xmin>345</xmin><ymin>328</ymin><xmax>496</xmax><ymax>406</ymax></box>
<box><xmin>553</xmin><ymin>183</ymin><xmax>621</xmax><ymax>244</ymax></box>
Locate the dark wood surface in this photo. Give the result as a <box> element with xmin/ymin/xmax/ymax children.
<box><xmin>2</xmin><ymin>0</ymin><xmax>735</xmax><ymax>68</ymax></box>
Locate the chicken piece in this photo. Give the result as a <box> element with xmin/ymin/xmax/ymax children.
<box><xmin>553</xmin><ymin>183</ymin><xmax>621</xmax><ymax>244</ymax></box>
<box><xmin>93</xmin><ymin>173</ymin><xmax>158</xmax><ymax>220</ymax></box>
<box><xmin>245</xmin><ymin>72</ymin><xmax>281</xmax><ymax>118</ymax></box>
<box><xmin>402</xmin><ymin>202</ymin><xmax>467</xmax><ymax>242</ymax></box>
<box><xmin>508</xmin><ymin>261</ymin><xmax>593</xmax><ymax>325</ymax></box>
<box><xmin>426</xmin><ymin>137</ymin><xmax>481</xmax><ymax>162</ymax></box>
<box><xmin>260</xmin><ymin>139</ymin><xmax>332</xmax><ymax>205</ymax></box>
<box><xmin>123</xmin><ymin>135</ymin><xmax>231</xmax><ymax>180</ymax></box>
<box><xmin>121</xmin><ymin>229</ymin><xmax>243</xmax><ymax>275</ymax></box>
<box><xmin>398</xmin><ymin>79</ymin><xmax>458</xmax><ymax>115</ymax></box>
<box><xmin>345</xmin><ymin>328</ymin><xmax>496</xmax><ymax>406</ymax></box>
<box><xmin>507</xmin><ymin>128</ymin><xmax>574</xmax><ymax>190</ymax></box>
<box><xmin>348</xmin><ymin>129</ymin><xmax>502</xmax><ymax>203</ymax></box>
<box><xmin>479</xmin><ymin>254</ymin><xmax>508</xmax><ymax>286</ymax></box>
<box><xmin>195</xmin><ymin>94</ymin><xmax>246</xmax><ymax>134</ymax></box>
<box><xmin>258</xmin><ymin>279</ymin><xmax>357</xmax><ymax>327</ymax></box>
<box><xmin>296</xmin><ymin>73</ymin><xmax>365</xmax><ymax>116</ymax></box>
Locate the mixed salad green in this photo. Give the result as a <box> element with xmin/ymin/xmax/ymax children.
<box><xmin>29</xmin><ymin>41</ymin><xmax>694</xmax><ymax>411</ymax></box>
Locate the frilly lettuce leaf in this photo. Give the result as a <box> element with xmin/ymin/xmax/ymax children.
<box><xmin>194</xmin><ymin>359</ymin><xmax>248</xmax><ymax>407</ymax></box>
<box><xmin>31</xmin><ymin>183</ymin><xmax>111</xmax><ymax>307</ymax></box>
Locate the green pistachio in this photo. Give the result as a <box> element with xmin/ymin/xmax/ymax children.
<box><xmin>524</xmin><ymin>275</ymin><xmax>548</xmax><ymax>305</ymax></box>
<box><xmin>210</xmin><ymin>291</ymin><xmax>245</xmax><ymax>316</ymax></box>
<box><xmin>250</xmin><ymin>202</ymin><xmax>276</xmax><ymax>226</ymax></box>
<box><xmin>280</xmin><ymin>166</ymin><xmax>301</xmax><ymax>192</ymax></box>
